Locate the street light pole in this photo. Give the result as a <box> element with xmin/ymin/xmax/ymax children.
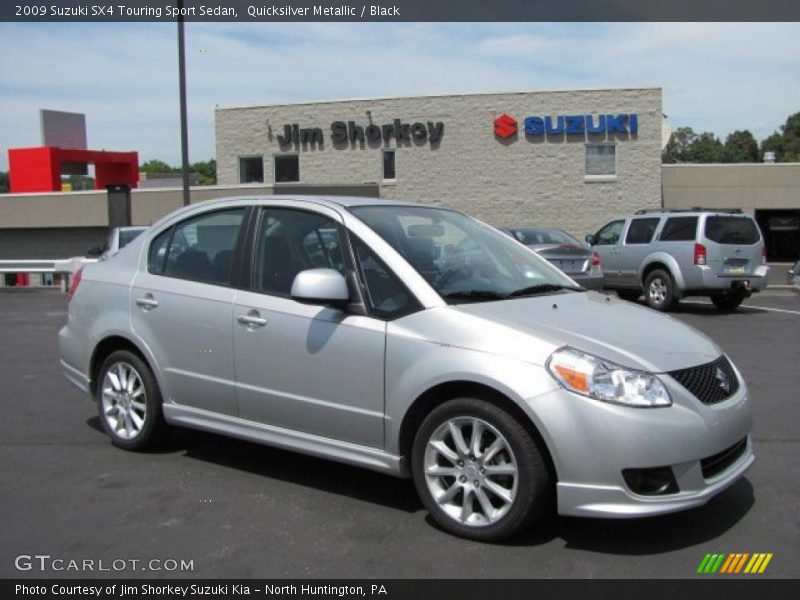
<box><xmin>177</xmin><ymin>0</ymin><xmax>190</xmax><ymax>206</ymax></box>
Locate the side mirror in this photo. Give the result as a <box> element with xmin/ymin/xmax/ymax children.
<box><xmin>86</xmin><ymin>245</ymin><xmax>104</xmax><ymax>257</ymax></box>
<box><xmin>291</xmin><ymin>269</ymin><xmax>350</xmax><ymax>307</ymax></box>
<box><xmin>584</xmin><ymin>234</ymin><xmax>596</xmax><ymax>246</ymax></box>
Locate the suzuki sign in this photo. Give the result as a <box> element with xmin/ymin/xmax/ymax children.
<box><xmin>494</xmin><ymin>113</ymin><xmax>638</xmax><ymax>139</ymax></box>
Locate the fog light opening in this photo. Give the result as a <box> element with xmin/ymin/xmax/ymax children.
<box><xmin>622</xmin><ymin>466</ymin><xmax>679</xmax><ymax>496</ymax></box>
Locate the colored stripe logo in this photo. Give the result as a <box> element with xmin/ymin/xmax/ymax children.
<box><xmin>697</xmin><ymin>553</ymin><xmax>773</xmax><ymax>574</ymax></box>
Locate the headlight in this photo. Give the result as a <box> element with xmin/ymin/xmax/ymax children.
<box><xmin>547</xmin><ymin>347</ymin><xmax>671</xmax><ymax>408</ymax></box>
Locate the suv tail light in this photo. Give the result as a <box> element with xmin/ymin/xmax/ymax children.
<box><xmin>693</xmin><ymin>243</ymin><xmax>707</xmax><ymax>266</ymax></box>
<box><xmin>761</xmin><ymin>246</ymin><xmax>767</xmax><ymax>265</ymax></box>
<box><xmin>591</xmin><ymin>251</ymin><xmax>601</xmax><ymax>267</ymax></box>
<box><xmin>67</xmin><ymin>267</ymin><xmax>83</xmax><ymax>302</ymax></box>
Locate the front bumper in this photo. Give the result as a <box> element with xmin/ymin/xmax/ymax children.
<box><xmin>524</xmin><ymin>368</ymin><xmax>753</xmax><ymax>518</ymax></box>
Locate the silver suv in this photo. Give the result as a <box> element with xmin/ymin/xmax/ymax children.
<box><xmin>587</xmin><ymin>209</ymin><xmax>769</xmax><ymax>311</ymax></box>
<box><xmin>59</xmin><ymin>196</ymin><xmax>753</xmax><ymax>541</ymax></box>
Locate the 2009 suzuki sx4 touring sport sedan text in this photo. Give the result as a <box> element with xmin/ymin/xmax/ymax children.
<box><xmin>60</xmin><ymin>196</ymin><xmax>754</xmax><ymax>541</ymax></box>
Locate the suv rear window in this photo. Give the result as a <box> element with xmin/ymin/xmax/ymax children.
<box><xmin>660</xmin><ymin>217</ymin><xmax>698</xmax><ymax>242</ymax></box>
<box><xmin>625</xmin><ymin>218</ymin><xmax>659</xmax><ymax>244</ymax></box>
<box><xmin>704</xmin><ymin>216</ymin><xmax>760</xmax><ymax>245</ymax></box>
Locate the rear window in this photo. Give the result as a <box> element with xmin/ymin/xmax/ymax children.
<box><xmin>704</xmin><ymin>216</ymin><xmax>760</xmax><ymax>245</ymax></box>
<box><xmin>119</xmin><ymin>228</ymin><xmax>145</xmax><ymax>248</ymax></box>
<box><xmin>660</xmin><ymin>217</ymin><xmax>698</xmax><ymax>242</ymax></box>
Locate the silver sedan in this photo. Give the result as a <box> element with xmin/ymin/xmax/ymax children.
<box><xmin>60</xmin><ymin>196</ymin><xmax>753</xmax><ymax>541</ymax></box>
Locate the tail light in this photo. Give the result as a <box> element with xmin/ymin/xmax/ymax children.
<box><xmin>590</xmin><ymin>251</ymin><xmax>601</xmax><ymax>267</ymax></box>
<box><xmin>693</xmin><ymin>243</ymin><xmax>707</xmax><ymax>266</ymax></box>
<box><xmin>67</xmin><ymin>267</ymin><xmax>83</xmax><ymax>302</ymax></box>
<box><xmin>761</xmin><ymin>246</ymin><xmax>767</xmax><ymax>265</ymax></box>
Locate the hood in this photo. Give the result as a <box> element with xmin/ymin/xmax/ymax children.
<box><xmin>430</xmin><ymin>291</ymin><xmax>721</xmax><ymax>373</ymax></box>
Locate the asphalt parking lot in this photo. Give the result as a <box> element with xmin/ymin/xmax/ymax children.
<box><xmin>1</xmin><ymin>289</ymin><xmax>798</xmax><ymax>579</ymax></box>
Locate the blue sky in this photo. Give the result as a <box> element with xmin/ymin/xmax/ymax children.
<box><xmin>1</xmin><ymin>22</ymin><xmax>799</xmax><ymax>170</ymax></box>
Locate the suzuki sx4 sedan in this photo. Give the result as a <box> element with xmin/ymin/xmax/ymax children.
<box><xmin>60</xmin><ymin>197</ymin><xmax>753</xmax><ymax>541</ymax></box>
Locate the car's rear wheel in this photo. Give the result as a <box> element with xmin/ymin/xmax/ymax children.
<box><xmin>97</xmin><ymin>350</ymin><xmax>168</xmax><ymax>451</ymax></box>
<box><xmin>616</xmin><ymin>289</ymin><xmax>641</xmax><ymax>302</ymax></box>
<box><xmin>644</xmin><ymin>269</ymin><xmax>678</xmax><ymax>312</ymax></box>
<box><xmin>411</xmin><ymin>397</ymin><xmax>551</xmax><ymax>542</ymax></box>
<box><xmin>710</xmin><ymin>292</ymin><xmax>745</xmax><ymax>311</ymax></box>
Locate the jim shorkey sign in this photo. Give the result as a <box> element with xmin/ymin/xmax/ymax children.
<box><xmin>277</xmin><ymin>119</ymin><xmax>445</xmax><ymax>148</ymax></box>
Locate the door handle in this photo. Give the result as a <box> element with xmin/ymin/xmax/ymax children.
<box><xmin>135</xmin><ymin>295</ymin><xmax>159</xmax><ymax>310</ymax></box>
<box><xmin>237</xmin><ymin>312</ymin><xmax>267</xmax><ymax>329</ymax></box>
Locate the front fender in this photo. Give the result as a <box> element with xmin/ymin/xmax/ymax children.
<box><xmin>383</xmin><ymin>330</ymin><xmax>559</xmax><ymax>456</ymax></box>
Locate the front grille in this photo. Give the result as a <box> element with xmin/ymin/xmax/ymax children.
<box><xmin>701</xmin><ymin>437</ymin><xmax>748</xmax><ymax>479</ymax></box>
<box><xmin>668</xmin><ymin>355</ymin><xmax>740</xmax><ymax>405</ymax></box>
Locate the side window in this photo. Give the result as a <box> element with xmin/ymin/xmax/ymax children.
<box><xmin>163</xmin><ymin>208</ymin><xmax>246</xmax><ymax>285</ymax></box>
<box><xmin>254</xmin><ymin>209</ymin><xmax>343</xmax><ymax>296</ymax></box>
<box><xmin>351</xmin><ymin>236</ymin><xmax>418</xmax><ymax>319</ymax></box>
<box><xmin>660</xmin><ymin>217</ymin><xmax>698</xmax><ymax>242</ymax></box>
<box><xmin>148</xmin><ymin>228</ymin><xmax>171</xmax><ymax>274</ymax></box>
<box><xmin>625</xmin><ymin>218</ymin><xmax>660</xmax><ymax>245</ymax></box>
<box><xmin>595</xmin><ymin>220</ymin><xmax>625</xmax><ymax>245</ymax></box>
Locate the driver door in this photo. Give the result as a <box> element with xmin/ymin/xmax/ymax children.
<box><xmin>591</xmin><ymin>219</ymin><xmax>626</xmax><ymax>287</ymax></box>
<box><xmin>233</xmin><ymin>205</ymin><xmax>386</xmax><ymax>448</ymax></box>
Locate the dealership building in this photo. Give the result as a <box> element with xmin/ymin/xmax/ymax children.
<box><xmin>215</xmin><ymin>87</ymin><xmax>663</xmax><ymax>235</ymax></box>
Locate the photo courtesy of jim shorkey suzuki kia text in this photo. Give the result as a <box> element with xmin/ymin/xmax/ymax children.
<box><xmin>14</xmin><ymin>584</ymin><xmax>389</xmax><ymax>597</ymax></box>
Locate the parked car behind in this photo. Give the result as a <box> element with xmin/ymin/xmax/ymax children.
<box><xmin>87</xmin><ymin>226</ymin><xmax>148</xmax><ymax>260</ymax></box>
<box><xmin>497</xmin><ymin>226</ymin><xmax>603</xmax><ymax>290</ymax></box>
<box><xmin>586</xmin><ymin>208</ymin><xmax>769</xmax><ymax>311</ymax></box>
<box><xmin>60</xmin><ymin>196</ymin><xmax>753</xmax><ymax>541</ymax></box>
<box><xmin>788</xmin><ymin>261</ymin><xmax>800</xmax><ymax>286</ymax></box>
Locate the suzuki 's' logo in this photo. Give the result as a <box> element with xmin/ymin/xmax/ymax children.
<box><xmin>715</xmin><ymin>367</ymin><xmax>731</xmax><ymax>394</ymax></box>
<box><xmin>494</xmin><ymin>113</ymin><xmax>518</xmax><ymax>138</ymax></box>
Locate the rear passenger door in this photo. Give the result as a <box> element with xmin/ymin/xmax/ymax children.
<box><xmin>131</xmin><ymin>207</ymin><xmax>248</xmax><ymax>416</ymax></box>
<box><xmin>620</xmin><ymin>217</ymin><xmax>660</xmax><ymax>285</ymax></box>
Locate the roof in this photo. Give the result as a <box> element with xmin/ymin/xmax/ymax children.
<box><xmin>197</xmin><ymin>194</ymin><xmax>427</xmax><ymax>210</ymax></box>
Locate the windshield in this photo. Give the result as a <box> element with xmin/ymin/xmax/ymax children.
<box><xmin>513</xmin><ymin>228</ymin><xmax>582</xmax><ymax>247</ymax></box>
<box><xmin>350</xmin><ymin>205</ymin><xmax>580</xmax><ymax>303</ymax></box>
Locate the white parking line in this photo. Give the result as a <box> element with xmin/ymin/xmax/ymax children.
<box><xmin>681</xmin><ymin>300</ymin><xmax>800</xmax><ymax>316</ymax></box>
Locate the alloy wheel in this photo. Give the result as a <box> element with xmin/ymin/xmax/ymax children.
<box><xmin>423</xmin><ymin>416</ymin><xmax>518</xmax><ymax>527</ymax></box>
<box><xmin>648</xmin><ymin>278</ymin><xmax>667</xmax><ymax>305</ymax></box>
<box><xmin>101</xmin><ymin>362</ymin><xmax>147</xmax><ymax>440</ymax></box>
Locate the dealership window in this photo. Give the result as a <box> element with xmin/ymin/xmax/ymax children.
<box><xmin>585</xmin><ymin>144</ymin><xmax>616</xmax><ymax>177</ymax></box>
<box><xmin>382</xmin><ymin>150</ymin><xmax>396</xmax><ymax>180</ymax></box>
<box><xmin>239</xmin><ymin>156</ymin><xmax>264</xmax><ymax>183</ymax></box>
<box><xmin>274</xmin><ymin>154</ymin><xmax>299</xmax><ymax>183</ymax></box>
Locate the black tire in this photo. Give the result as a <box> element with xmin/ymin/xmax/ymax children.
<box><xmin>644</xmin><ymin>269</ymin><xmax>678</xmax><ymax>312</ymax></box>
<box><xmin>96</xmin><ymin>349</ymin><xmax>169</xmax><ymax>451</ymax></box>
<box><xmin>710</xmin><ymin>292</ymin><xmax>745</xmax><ymax>311</ymax></box>
<box><xmin>616</xmin><ymin>289</ymin><xmax>641</xmax><ymax>302</ymax></box>
<box><xmin>411</xmin><ymin>397</ymin><xmax>551</xmax><ymax>542</ymax></box>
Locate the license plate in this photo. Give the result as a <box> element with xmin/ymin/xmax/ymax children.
<box><xmin>723</xmin><ymin>265</ymin><xmax>747</xmax><ymax>276</ymax></box>
<box><xmin>553</xmin><ymin>260</ymin><xmax>583</xmax><ymax>273</ymax></box>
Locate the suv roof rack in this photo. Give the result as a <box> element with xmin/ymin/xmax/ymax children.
<box><xmin>633</xmin><ymin>207</ymin><xmax>744</xmax><ymax>215</ymax></box>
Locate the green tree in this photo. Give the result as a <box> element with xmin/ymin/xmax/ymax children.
<box><xmin>761</xmin><ymin>112</ymin><xmax>800</xmax><ymax>162</ymax></box>
<box><xmin>723</xmin><ymin>130</ymin><xmax>760</xmax><ymax>162</ymax></box>
<box><xmin>0</xmin><ymin>171</ymin><xmax>9</xmax><ymax>193</ymax></box>
<box><xmin>191</xmin><ymin>159</ymin><xmax>216</xmax><ymax>186</ymax></box>
<box><xmin>140</xmin><ymin>159</ymin><xmax>179</xmax><ymax>174</ymax></box>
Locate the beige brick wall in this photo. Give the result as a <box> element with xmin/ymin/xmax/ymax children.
<box><xmin>216</xmin><ymin>88</ymin><xmax>662</xmax><ymax>237</ymax></box>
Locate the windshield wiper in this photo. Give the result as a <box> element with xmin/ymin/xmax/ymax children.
<box><xmin>507</xmin><ymin>283</ymin><xmax>584</xmax><ymax>298</ymax></box>
<box><xmin>441</xmin><ymin>290</ymin><xmax>507</xmax><ymax>303</ymax></box>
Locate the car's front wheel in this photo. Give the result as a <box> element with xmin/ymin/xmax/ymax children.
<box><xmin>411</xmin><ymin>397</ymin><xmax>551</xmax><ymax>541</ymax></box>
<box><xmin>97</xmin><ymin>350</ymin><xmax>168</xmax><ymax>451</ymax></box>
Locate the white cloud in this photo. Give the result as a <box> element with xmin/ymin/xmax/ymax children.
<box><xmin>1</xmin><ymin>22</ymin><xmax>798</xmax><ymax>171</ymax></box>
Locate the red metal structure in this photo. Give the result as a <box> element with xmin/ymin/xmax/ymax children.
<box><xmin>8</xmin><ymin>146</ymin><xmax>139</xmax><ymax>193</ymax></box>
